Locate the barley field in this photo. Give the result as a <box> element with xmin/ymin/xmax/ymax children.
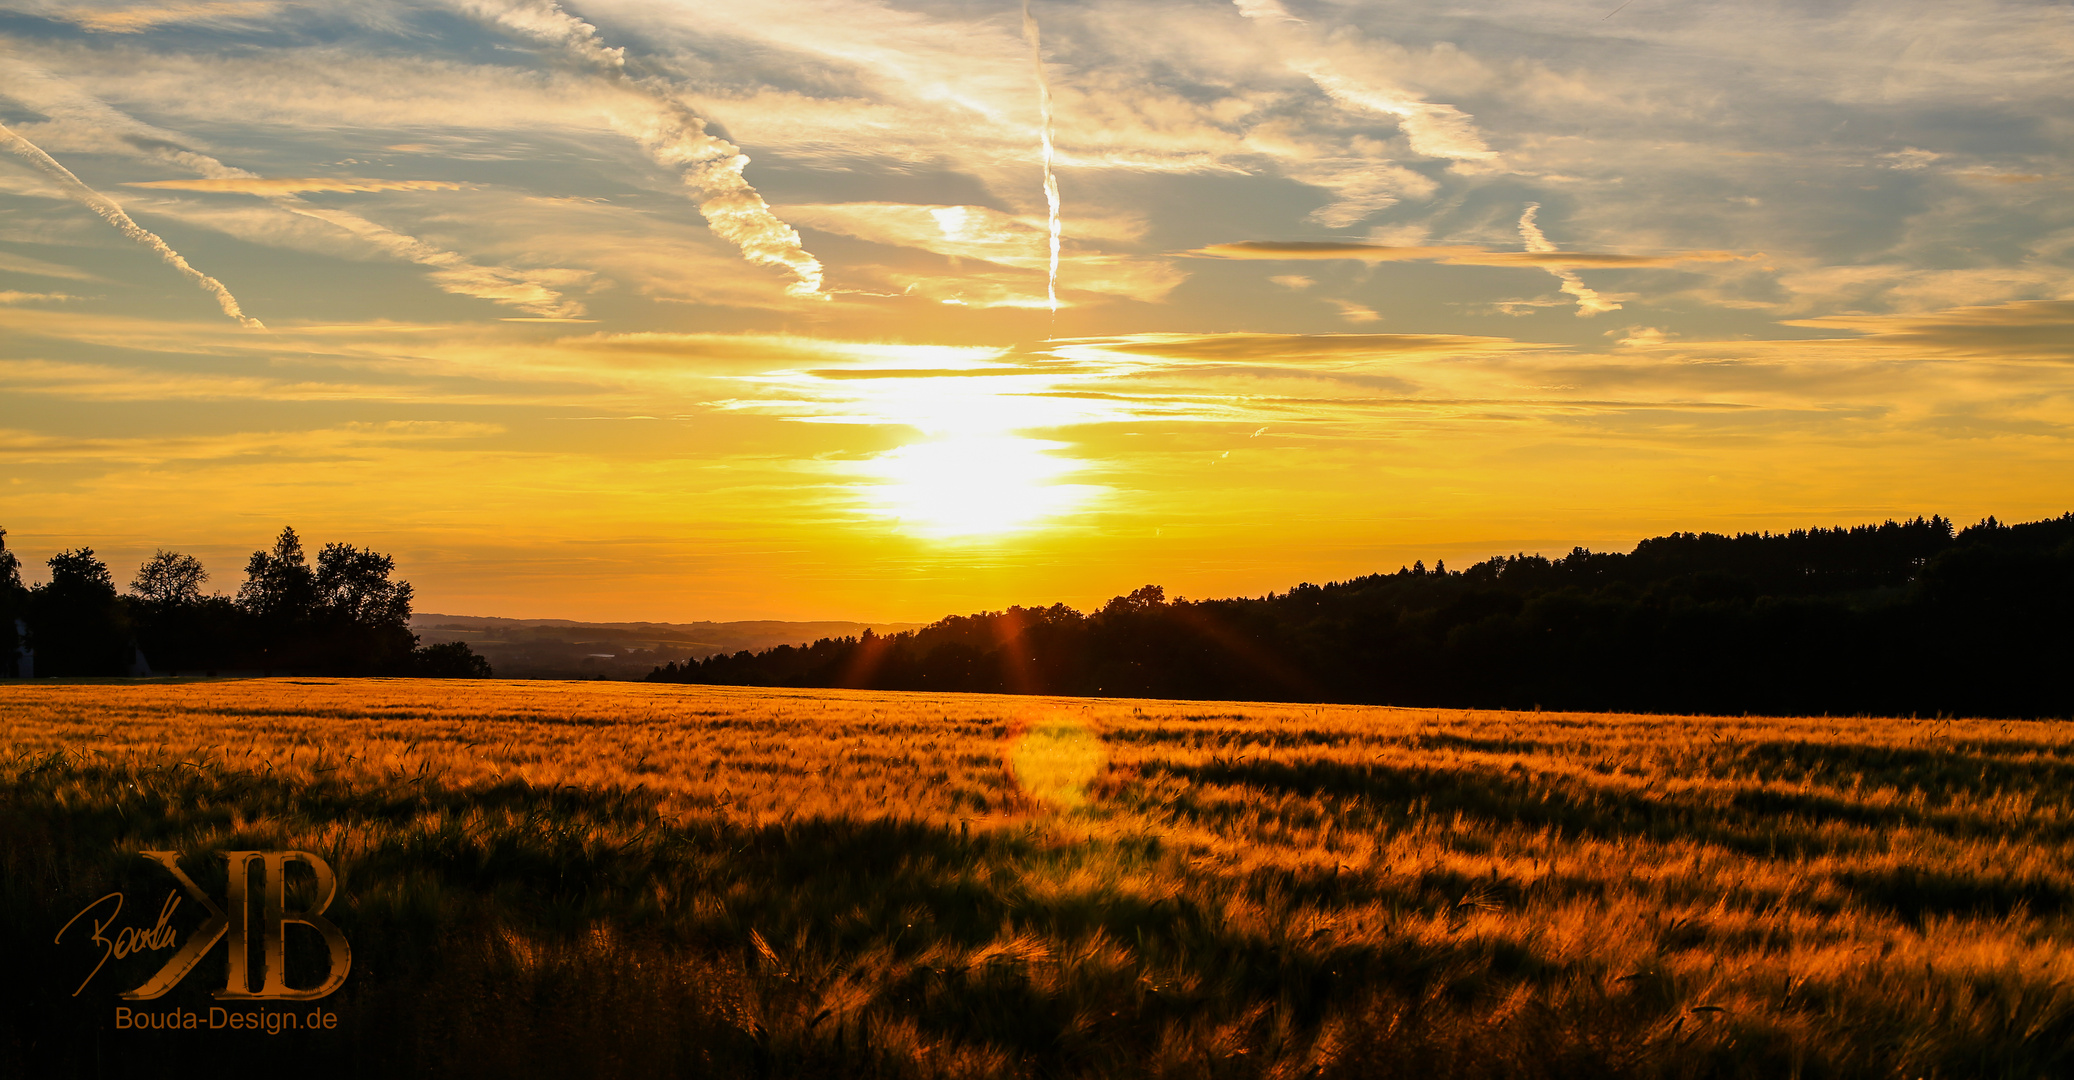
<box><xmin>3</xmin><ymin>679</ymin><xmax>2071</xmax><ymax>1079</ymax></box>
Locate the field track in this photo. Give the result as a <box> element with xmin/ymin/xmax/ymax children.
<box><xmin>3</xmin><ymin>678</ymin><xmax>2071</xmax><ymax>1078</ymax></box>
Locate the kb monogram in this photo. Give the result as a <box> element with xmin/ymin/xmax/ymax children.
<box><xmin>58</xmin><ymin>851</ymin><xmax>352</xmax><ymax>1001</ymax></box>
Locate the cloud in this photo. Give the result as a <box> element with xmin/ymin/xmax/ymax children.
<box><xmin>119</xmin><ymin>173</ymin><xmax>590</xmax><ymax>319</ymax></box>
<box><xmin>1236</xmin><ymin>0</ymin><xmax>1501</xmax><ymax>201</ymax></box>
<box><xmin>0</xmin><ymin>420</ymin><xmax>502</xmax><ymax>466</ymax></box>
<box><xmin>1189</xmin><ymin>240</ymin><xmax>1746</xmax><ymax>268</ymax></box>
<box><xmin>783</xmin><ymin>203</ymin><xmax>1048</xmax><ymax>269</ymax></box>
<box><xmin>125</xmin><ymin>177</ymin><xmax>466</xmax><ymax>195</ymax></box>
<box><xmin>0</xmin><ymin>290</ymin><xmax>81</xmax><ymax>304</ymax></box>
<box><xmin>1062</xmin><ymin>331</ymin><xmax>1554</xmax><ymax>364</ymax></box>
<box><xmin>1782</xmin><ymin>300</ymin><xmax>2074</xmax><ymax>363</ymax></box>
<box><xmin>1232</xmin><ymin>0</ymin><xmax>1301</xmax><ymax>24</ymax></box>
<box><xmin>1330</xmin><ymin>299</ymin><xmax>1381</xmax><ymax>323</ymax></box>
<box><xmin>56</xmin><ymin>1</ymin><xmax>286</xmax><ymax>33</ymax></box>
<box><xmin>1879</xmin><ymin>147</ymin><xmax>1942</xmax><ymax>171</ymax></box>
<box><xmin>0</xmin><ymin>250</ymin><xmax>100</xmax><ymax>281</ymax></box>
<box><xmin>1296</xmin><ymin>65</ymin><xmax>1496</xmax><ymax>165</ymax></box>
<box><xmin>0</xmin><ymin>357</ymin><xmax>406</xmax><ymax>401</ymax></box>
<box><xmin>777</xmin><ymin>202</ymin><xmax>1179</xmax><ymax>305</ymax></box>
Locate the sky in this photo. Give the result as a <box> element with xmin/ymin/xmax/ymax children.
<box><xmin>1</xmin><ymin>0</ymin><xmax>2071</xmax><ymax>622</ymax></box>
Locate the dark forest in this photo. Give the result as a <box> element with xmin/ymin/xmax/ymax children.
<box><xmin>648</xmin><ymin>513</ymin><xmax>2073</xmax><ymax>718</ymax></box>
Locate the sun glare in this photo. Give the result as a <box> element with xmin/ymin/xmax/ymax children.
<box><xmin>867</xmin><ymin>435</ymin><xmax>1095</xmax><ymax>538</ymax></box>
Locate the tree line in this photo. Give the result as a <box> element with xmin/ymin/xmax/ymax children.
<box><xmin>1</xmin><ymin>526</ymin><xmax>489</xmax><ymax>678</ymax></box>
<box><xmin>650</xmin><ymin>513</ymin><xmax>2074</xmax><ymax>719</ymax></box>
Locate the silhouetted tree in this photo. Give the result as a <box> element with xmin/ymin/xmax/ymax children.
<box><xmin>127</xmin><ymin>550</ymin><xmax>235</xmax><ymax>675</ymax></box>
<box><xmin>237</xmin><ymin>527</ymin><xmax>318</xmax><ymax>671</ymax></box>
<box><xmin>26</xmin><ymin>548</ymin><xmax>131</xmax><ymax>676</ymax></box>
<box><xmin>0</xmin><ymin>527</ymin><xmax>23</xmax><ymax>677</ymax></box>
<box><xmin>311</xmin><ymin>542</ymin><xmax>416</xmax><ymax>674</ymax></box>
<box><xmin>412</xmin><ymin>640</ymin><xmax>493</xmax><ymax>678</ymax></box>
<box><xmin>131</xmin><ymin>549</ymin><xmax>207</xmax><ymax>607</ymax></box>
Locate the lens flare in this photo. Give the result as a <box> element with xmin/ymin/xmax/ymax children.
<box><xmin>1009</xmin><ymin>713</ymin><xmax>1105</xmax><ymax>810</ymax></box>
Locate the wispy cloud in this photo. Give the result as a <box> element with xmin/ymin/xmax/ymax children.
<box><xmin>1230</xmin><ymin>0</ymin><xmax>1498</xmax><ymax>225</ymax></box>
<box><xmin>1061</xmin><ymin>331</ymin><xmax>1555</xmax><ymax>363</ymax></box>
<box><xmin>125</xmin><ymin>177</ymin><xmax>465</xmax><ymax>195</ymax></box>
<box><xmin>57</xmin><ymin>0</ymin><xmax>286</xmax><ymax>34</ymax></box>
<box><xmin>1781</xmin><ymin>300</ymin><xmax>2074</xmax><ymax>363</ymax></box>
<box><xmin>0</xmin><ymin>419</ymin><xmax>501</xmax><ymax>466</ymax></box>
<box><xmin>1330</xmin><ymin>298</ymin><xmax>1381</xmax><ymax>323</ymax></box>
<box><xmin>776</xmin><ymin>202</ymin><xmax>1182</xmax><ymax>307</ymax></box>
<box><xmin>1295</xmin><ymin>65</ymin><xmax>1497</xmax><ymax>166</ymax></box>
<box><xmin>1191</xmin><ymin>240</ymin><xmax>1745</xmax><ymax>268</ymax></box>
<box><xmin>0</xmin><ymin>250</ymin><xmax>101</xmax><ymax>282</ymax></box>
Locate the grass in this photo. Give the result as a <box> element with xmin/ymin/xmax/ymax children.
<box><xmin>2</xmin><ymin>678</ymin><xmax>2071</xmax><ymax>1078</ymax></box>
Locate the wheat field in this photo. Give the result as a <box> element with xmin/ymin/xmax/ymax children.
<box><xmin>3</xmin><ymin>678</ymin><xmax>2070</xmax><ymax>1078</ymax></box>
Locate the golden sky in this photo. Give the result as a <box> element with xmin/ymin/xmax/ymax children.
<box><xmin>2</xmin><ymin>0</ymin><xmax>2071</xmax><ymax>620</ymax></box>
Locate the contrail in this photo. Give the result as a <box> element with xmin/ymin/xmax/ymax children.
<box><xmin>465</xmin><ymin>0</ymin><xmax>824</xmax><ymax>297</ymax></box>
<box><xmin>1023</xmin><ymin>1</ymin><xmax>1062</xmax><ymax>322</ymax></box>
<box><xmin>1519</xmin><ymin>203</ymin><xmax>1619</xmax><ymax>316</ymax></box>
<box><xmin>0</xmin><ymin>121</ymin><xmax>261</xmax><ymax>327</ymax></box>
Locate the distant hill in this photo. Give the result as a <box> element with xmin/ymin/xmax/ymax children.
<box><xmin>410</xmin><ymin>614</ymin><xmax>924</xmax><ymax>680</ymax></box>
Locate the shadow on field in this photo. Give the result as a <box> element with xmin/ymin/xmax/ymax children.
<box><xmin>1723</xmin><ymin>739</ymin><xmax>2074</xmax><ymax>804</ymax></box>
<box><xmin>1148</xmin><ymin>754</ymin><xmax>2072</xmax><ymax>864</ymax></box>
<box><xmin>1833</xmin><ymin>865</ymin><xmax>2071</xmax><ymax>922</ymax></box>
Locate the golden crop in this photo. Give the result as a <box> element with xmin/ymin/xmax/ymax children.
<box><xmin>3</xmin><ymin>678</ymin><xmax>2070</xmax><ymax>1079</ymax></box>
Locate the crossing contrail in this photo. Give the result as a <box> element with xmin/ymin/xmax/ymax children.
<box><xmin>0</xmin><ymin>121</ymin><xmax>261</xmax><ymax>327</ymax></box>
<box><xmin>464</xmin><ymin>0</ymin><xmax>824</xmax><ymax>298</ymax></box>
<box><xmin>1023</xmin><ymin>1</ymin><xmax>1062</xmax><ymax>322</ymax></box>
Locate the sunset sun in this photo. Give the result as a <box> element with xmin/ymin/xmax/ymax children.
<box><xmin>867</xmin><ymin>434</ymin><xmax>1093</xmax><ymax>539</ymax></box>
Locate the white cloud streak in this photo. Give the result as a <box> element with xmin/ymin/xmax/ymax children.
<box><xmin>1520</xmin><ymin>203</ymin><xmax>1619</xmax><ymax>317</ymax></box>
<box><xmin>126</xmin><ymin>177</ymin><xmax>465</xmax><ymax>194</ymax></box>
<box><xmin>0</xmin><ymin>120</ymin><xmax>262</xmax><ymax>327</ymax></box>
<box><xmin>461</xmin><ymin>0</ymin><xmax>825</xmax><ymax>297</ymax></box>
<box><xmin>1023</xmin><ymin>2</ymin><xmax>1063</xmax><ymax>320</ymax></box>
